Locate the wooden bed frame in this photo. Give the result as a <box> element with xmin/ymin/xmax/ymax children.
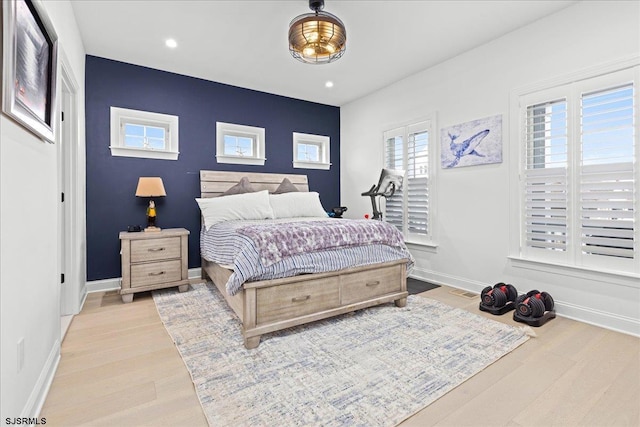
<box><xmin>199</xmin><ymin>170</ymin><xmax>409</xmax><ymax>349</ymax></box>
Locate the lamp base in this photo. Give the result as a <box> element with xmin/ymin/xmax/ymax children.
<box><xmin>144</xmin><ymin>226</ymin><xmax>162</xmax><ymax>232</ymax></box>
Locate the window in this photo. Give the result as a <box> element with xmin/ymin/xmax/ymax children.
<box><xmin>518</xmin><ymin>66</ymin><xmax>638</xmax><ymax>274</ymax></box>
<box><xmin>110</xmin><ymin>107</ymin><xmax>179</xmax><ymax>160</ymax></box>
<box><xmin>216</xmin><ymin>122</ymin><xmax>265</xmax><ymax>165</ymax></box>
<box><xmin>293</xmin><ymin>132</ymin><xmax>331</xmax><ymax>170</ymax></box>
<box><xmin>223</xmin><ymin>134</ymin><xmax>254</xmax><ymax>157</ymax></box>
<box><xmin>124</xmin><ymin>123</ymin><xmax>166</xmax><ymax>150</ymax></box>
<box><xmin>383</xmin><ymin>118</ymin><xmax>435</xmax><ymax>244</ymax></box>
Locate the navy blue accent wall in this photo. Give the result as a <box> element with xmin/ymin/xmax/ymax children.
<box><xmin>85</xmin><ymin>56</ymin><xmax>340</xmax><ymax>281</ymax></box>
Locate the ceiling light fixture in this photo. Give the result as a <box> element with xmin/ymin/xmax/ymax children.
<box><xmin>165</xmin><ymin>39</ymin><xmax>177</xmax><ymax>48</ymax></box>
<box><xmin>288</xmin><ymin>0</ymin><xmax>346</xmax><ymax>65</ymax></box>
<box><xmin>325</xmin><ymin>81</ymin><xmax>334</xmax><ymax>88</ymax></box>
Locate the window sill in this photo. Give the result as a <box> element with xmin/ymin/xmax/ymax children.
<box><xmin>405</xmin><ymin>240</ymin><xmax>438</xmax><ymax>253</ymax></box>
<box><xmin>110</xmin><ymin>146</ymin><xmax>179</xmax><ymax>160</ymax></box>
<box><xmin>216</xmin><ymin>155</ymin><xmax>266</xmax><ymax>166</ymax></box>
<box><xmin>508</xmin><ymin>256</ymin><xmax>640</xmax><ymax>289</ymax></box>
<box><xmin>293</xmin><ymin>161</ymin><xmax>331</xmax><ymax>170</ymax></box>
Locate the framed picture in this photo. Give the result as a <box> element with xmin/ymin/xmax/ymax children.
<box><xmin>440</xmin><ymin>114</ymin><xmax>502</xmax><ymax>169</ymax></box>
<box><xmin>2</xmin><ymin>0</ymin><xmax>58</xmax><ymax>143</ymax></box>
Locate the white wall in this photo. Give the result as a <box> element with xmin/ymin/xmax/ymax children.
<box><xmin>0</xmin><ymin>0</ymin><xmax>85</xmax><ymax>418</ymax></box>
<box><xmin>341</xmin><ymin>1</ymin><xmax>640</xmax><ymax>335</ymax></box>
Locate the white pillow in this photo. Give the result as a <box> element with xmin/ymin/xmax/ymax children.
<box><xmin>269</xmin><ymin>192</ymin><xmax>328</xmax><ymax>219</ymax></box>
<box><xmin>196</xmin><ymin>190</ymin><xmax>274</xmax><ymax>229</ymax></box>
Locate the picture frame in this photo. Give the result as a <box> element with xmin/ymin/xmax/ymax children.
<box><xmin>440</xmin><ymin>114</ymin><xmax>502</xmax><ymax>169</ymax></box>
<box><xmin>2</xmin><ymin>0</ymin><xmax>58</xmax><ymax>143</ymax></box>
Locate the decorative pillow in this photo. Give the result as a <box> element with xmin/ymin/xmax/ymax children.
<box><xmin>196</xmin><ymin>190</ymin><xmax>274</xmax><ymax>229</ymax></box>
<box><xmin>269</xmin><ymin>192</ymin><xmax>328</xmax><ymax>219</ymax></box>
<box><xmin>222</xmin><ymin>177</ymin><xmax>255</xmax><ymax>196</ymax></box>
<box><xmin>272</xmin><ymin>177</ymin><xmax>299</xmax><ymax>194</ymax></box>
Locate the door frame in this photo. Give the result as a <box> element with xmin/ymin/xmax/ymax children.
<box><xmin>57</xmin><ymin>48</ymin><xmax>84</xmax><ymax>316</ymax></box>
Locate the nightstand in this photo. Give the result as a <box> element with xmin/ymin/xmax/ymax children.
<box><xmin>119</xmin><ymin>227</ymin><xmax>190</xmax><ymax>303</ymax></box>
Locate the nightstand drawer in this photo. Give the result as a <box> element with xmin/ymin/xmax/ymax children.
<box><xmin>341</xmin><ymin>264</ymin><xmax>403</xmax><ymax>305</ymax></box>
<box><xmin>131</xmin><ymin>237</ymin><xmax>181</xmax><ymax>263</ymax></box>
<box><xmin>131</xmin><ymin>260</ymin><xmax>182</xmax><ymax>287</ymax></box>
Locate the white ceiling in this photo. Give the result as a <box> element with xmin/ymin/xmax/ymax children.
<box><xmin>70</xmin><ymin>0</ymin><xmax>577</xmax><ymax>106</ymax></box>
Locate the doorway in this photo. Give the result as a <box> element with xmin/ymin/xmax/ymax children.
<box><xmin>57</xmin><ymin>52</ymin><xmax>81</xmax><ymax>339</ymax></box>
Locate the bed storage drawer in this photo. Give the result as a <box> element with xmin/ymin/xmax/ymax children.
<box><xmin>256</xmin><ymin>277</ymin><xmax>340</xmax><ymax>325</ymax></box>
<box><xmin>130</xmin><ymin>237</ymin><xmax>181</xmax><ymax>263</ymax></box>
<box><xmin>130</xmin><ymin>260</ymin><xmax>182</xmax><ymax>288</ymax></box>
<box><xmin>341</xmin><ymin>264</ymin><xmax>403</xmax><ymax>305</ymax></box>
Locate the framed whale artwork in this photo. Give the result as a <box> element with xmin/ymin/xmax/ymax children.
<box><xmin>440</xmin><ymin>114</ymin><xmax>502</xmax><ymax>169</ymax></box>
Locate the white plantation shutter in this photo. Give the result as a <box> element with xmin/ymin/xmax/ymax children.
<box><xmin>384</xmin><ymin>130</ymin><xmax>404</xmax><ymax>232</ymax></box>
<box><xmin>519</xmin><ymin>66</ymin><xmax>639</xmax><ymax>274</ymax></box>
<box><xmin>579</xmin><ymin>84</ymin><xmax>635</xmax><ymax>261</ymax></box>
<box><xmin>525</xmin><ymin>168</ymin><xmax>568</xmax><ymax>251</ymax></box>
<box><xmin>524</xmin><ymin>99</ymin><xmax>569</xmax><ymax>256</ymax></box>
<box><xmin>407</xmin><ymin>126</ymin><xmax>429</xmax><ymax>237</ymax></box>
<box><xmin>383</xmin><ymin>120</ymin><xmax>433</xmax><ymax>243</ymax></box>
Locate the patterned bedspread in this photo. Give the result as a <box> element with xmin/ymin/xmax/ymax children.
<box><xmin>236</xmin><ymin>220</ymin><xmax>405</xmax><ymax>267</ymax></box>
<box><xmin>200</xmin><ymin>218</ymin><xmax>414</xmax><ymax>295</ymax></box>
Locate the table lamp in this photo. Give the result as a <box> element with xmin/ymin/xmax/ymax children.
<box><xmin>135</xmin><ymin>177</ymin><xmax>166</xmax><ymax>231</ymax></box>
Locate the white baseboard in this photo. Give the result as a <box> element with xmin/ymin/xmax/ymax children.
<box><xmin>86</xmin><ymin>277</ymin><xmax>120</xmax><ymax>293</ymax></box>
<box><xmin>188</xmin><ymin>267</ymin><xmax>202</xmax><ymax>280</ymax></box>
<box><xmin>410</xmin><ymin>267</ymin><xmax>640</xmax><ymax>338</ymax></box>
<box><xmin>77</xmin><ymin>285</ymin><xmax>87</xmax><ymax>313</ymax></box>
<box><xmin>86</xmin><ymin>268</ymin><xmax>204</xmax><ymax>294</ymax></box>
<box><xmin>25</xmin><ymin>339</ymin><xmax>60</xmax><ymax>417</ymax></box>
<box><xmin>558</xmin><ymin>301</ymin><xmax>640</xmax><ymax>338</ymax></box>
<box><xmin>410</xmin><ymin>267</ymin><xmax>487</xmax><ymax>294</ymax></box>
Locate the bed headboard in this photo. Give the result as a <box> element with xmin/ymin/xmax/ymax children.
<box><xmin>200</xmin><ymin>171</ymin><xmax>309</xmax><ymax>198</ymax></box>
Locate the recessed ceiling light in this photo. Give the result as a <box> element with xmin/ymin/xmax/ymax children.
<box><xmin>325</xmin><ymin>81</ymin><xmax>334</xmax><ymax>88</ymax></box>
<box><xmin>165</xmin><ymin>39</ymin><xmax>177</xmax><ymax>48</ymax></box>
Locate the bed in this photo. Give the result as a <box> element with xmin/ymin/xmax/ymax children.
<box><xmin>198</xmin><ymin>170</ymin><xmax>412</xmax><ymax>349</ymax></box>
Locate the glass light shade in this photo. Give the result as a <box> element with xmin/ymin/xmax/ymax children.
<box><xmin>135</xmin><ymin>177</ymin><xmax>166</xmax><ymax>197</ymax></box>
<box><xmin>289</xmin><ymin>10</ymin><xmax>346</xmax><ymax>64</ymax></box>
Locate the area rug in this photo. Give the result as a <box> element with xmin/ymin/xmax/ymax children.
<box><xmin>153</xmin><ymin>283</ymin><xmax>529</xmax><ymax>427</ymax></box>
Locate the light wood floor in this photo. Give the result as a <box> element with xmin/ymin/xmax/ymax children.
<box><xmin>41</xmin><ymin>284</ymin><xmax>640</xmax><ymax>426</ymax></box>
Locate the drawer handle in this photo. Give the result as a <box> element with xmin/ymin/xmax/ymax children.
<box><xmin>366</xmin><ymin>281</ymin><xmax>380</xmax><ymax>287</ymax></box>
<box><xmin>292</xmin><ymin>295</ymin><xmax>311</xmax><ymax>303</ymax></box>
<box><xmin>148</xmin><ymin>271</ymin><xmax>166</xmax><ymax>276</ymax></box>
<box><xmin>148</xmin><ymin>247</ymin><xmax>166</xmax><ymax>252</ymax></box>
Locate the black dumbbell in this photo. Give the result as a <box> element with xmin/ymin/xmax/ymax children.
<box><xmin>540</xmin><ymin>291</ymin><xmax>555</xmax><ymax>311</ymax></box>
<box><xmin>481</xmin><ymin>283</ymin><xmax>518</xmax><ymax>308</ymax></box>
<box><xmin>516</xmin><ymin>290</ymin><xmax>554</xmax><ymax>318</ymax></box>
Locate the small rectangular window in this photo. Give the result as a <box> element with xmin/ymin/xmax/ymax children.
<box><xmin>293</xmin><ymin>132</ymin><xmax>331</xmax><ymax>170</ymax></box>
<box><xmin>124</xmin><ymin>123</ymin><xmax>167</xmax><ymax>150</ymax></box>
<box><xmin>216</xmin><ymin>122</ymin><xmax>265</xmax><ymax>165</ymax></box>
<box><xmin>223</xmin><ymin>134</ymin><xmax>255</xmax><ymax>157</ymax></box>
<box><xmin>297</xmin><ymin>142</ymin><xmax>321</xmax><ymax>162</ymax></box>
<box><xmin>110</xmin><ymin>107</ymin><xmax>179</xmax><ymax>160</ymax></box>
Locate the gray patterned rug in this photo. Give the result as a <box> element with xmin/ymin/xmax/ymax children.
<box><xmin>153</xmin><ymin>282</ymin><xmax>529</xmax><ymax>427</ymax></box>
